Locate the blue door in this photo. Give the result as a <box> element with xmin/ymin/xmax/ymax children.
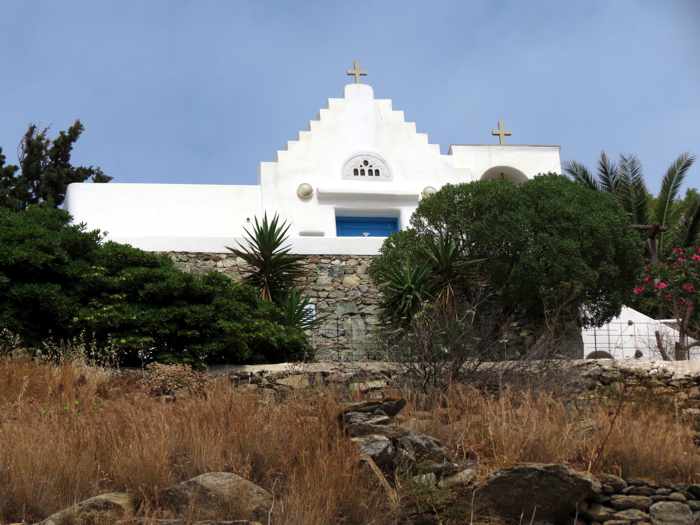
<box><xmin>336</xmin><ymin>216</ymin><xmax>399</xmax><ymax>237</ymax></box>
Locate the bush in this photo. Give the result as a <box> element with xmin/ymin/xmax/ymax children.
<box><xmin>0</xmin><ymin>207</ymin><xmax>309</xmax><ymax>365</ymax></box>
<box><xmin>371</xmin><ymin>175</ymin><xmax>643</xmax><ymax>359</ymax></box>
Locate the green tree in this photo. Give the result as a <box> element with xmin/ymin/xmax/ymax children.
<box><xmin>372</xmin><ymin>176</ymin><xmax>642</xmax><ymax>357</ymax></box>
<box><xmin>565</xmin><ymin>151</ymin><xmax>697</xmax><ymax>258</ymax></box>
<box><xmin>0</xmin><ymin>121</ymin><xmax>111</xmax><ymax>211</ymax></box>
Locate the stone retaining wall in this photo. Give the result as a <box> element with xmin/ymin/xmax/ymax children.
<box><xmin>167</xmin><ymin>252</ymin><xmax>382</xmax><ymax>360</ymax></box>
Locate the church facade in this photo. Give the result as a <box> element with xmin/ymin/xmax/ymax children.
<box><xmin>67</xmin><ymin>69</ymin><xmax>679</xmax><ymax>360</ymax></box>
<box><xmin>65</xmin><ymin>78</ymin><xmax>561</xmax><ymax>255</ymax></box>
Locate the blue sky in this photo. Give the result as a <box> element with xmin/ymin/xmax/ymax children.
<box><xmin>0</xmin><ymin>1</ymin><xmax>698</xmax><ymax>193</ymax></box>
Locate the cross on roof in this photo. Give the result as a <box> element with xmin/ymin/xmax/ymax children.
<box><xmin>491</xmin><ymin>119</ymin><xmax>512</xmax><ymax>145</ymax></box>
<box><xmin>346</xmin><ymin>60</ymin><xmax>367</xmax><ymax>84</ymax></box>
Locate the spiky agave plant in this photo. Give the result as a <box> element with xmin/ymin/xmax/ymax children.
<box><xmin>422</xmin><ymin>234</ymin><xmax>483</xmax><ymax>316</ymax></box>
<box><xmin>279</xmin><ymin>288</ymin><xmax>319</xmax><ymax>331</ymax></box>
<box><xmin>227</xmin><ymin>213</ymin><xmax>305</xmax><ymax>303</ymax></box>
<box><xmin>380</xmin><ymin>261</ymin><xmax>432</xmax><ymax>326</ymax></box>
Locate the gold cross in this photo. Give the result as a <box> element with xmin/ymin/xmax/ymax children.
<box><xmin>491</xmin><ymin>119</ymin><xmax>512</xmax><ymax>145</ymax></box>
<box><xmin>346</xmin><ymin>60</ymin><xmax>367</xmax><ymax>83</ymax></box>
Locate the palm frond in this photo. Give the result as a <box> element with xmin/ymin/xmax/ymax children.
<box><xmin>655</xmin><ymin>153</ymin><xmax>696</xmax><ymax>252</ymax></box>
<box><xmin>619</xmin><ymin>154</ymin><xmax>649</xmax><ymax>224</ymax></box>
<box><xmin>677</xmin><ymin>194</ymin><xmax>700</xmax><ymax>247</ymax></box>
<box><xmin>597</xmin><ymin>151</ymin><xmax>618</xmax><ymax>194</ymax></box>
<box><xmin>564</xmin><ymin>160</ymin><xmax>598</xmax><ymax>190</ymax></box>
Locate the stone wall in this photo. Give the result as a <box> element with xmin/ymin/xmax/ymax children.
<box><xmin>167</xmin><ymin>252</ymin><xmax>382</xmax><ymax>360</ymax></box>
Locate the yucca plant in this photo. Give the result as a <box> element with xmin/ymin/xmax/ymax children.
<box><xmin>565</xmin><ymin>151</ymin><xmax>696</xmax><ymax>258</ymax></box>
<box><xmin>227</xmin><ymin>213</ymin><xmax>305</xmax><ymax>303</ymax></box>
<box><xmin>279</xmin><ymin>288</ymin><xmax>319</xmax><ymax>331</ymax></box>
<box><xmin>380</xmin><ymin>261</ymin><xmax>432</xmax><ymax>326</ymax></box>
<box><xmin>422</xmin><ymin>234</ymin><xmax>483</xmax><ymax>316</ymax></box>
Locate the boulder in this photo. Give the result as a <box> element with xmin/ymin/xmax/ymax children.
<box><xmin>582</xmin><ymin>503</ymin><xmax>615</xmax><ymax>522</ymax></box>
<box><xmin>610</xmin><ymin>495</ymin><xmax>652</xmax><ymax>511</ymax></box>
<box><xmin>38</xmin><ymin>492</ymin><xmax>136</xmax><ymax>525</ymax></box>
<box><xmin>438</xmin><ymin>468</ymin><xmax>477</xmax><ymax>489</ymax></box>
<box><xmin>351</xmin><ymin>434</ymin><xmax>395</xmax><ymax>467</ymax></box>
<box><xmin>649</xmin><ymin>501</ymin><xmax>693</xmax><ymax>525</ymax></box>
<box><xmin>339</xmin><ymin>398</ymin><xmax>406</xmax><ymax>418</ymax></box>
<box><xmin>477</xmin><ymin>463</ymin><xmax>601</xmax><ymax>523</ymax></box>
<box><xmin>599</xmin><ymin>473</ymin><xmax>627</xmax><ymax>493</ymax></box>
<box><xmin>342</xmin><ymin>411</ymin><xmax>392</xmax><ymax>437</ymax></box>
<box><xmin>613</xmin><ymin>508</ymin><xmax>649</xmax><ymax>521</ymax></box>
<box><xmin>395</xmin><ymin>431</ymin><xmax>451</xmax><ymax>464</ymax></box>
<box><xmin>158</xmin><ymin>472</ymin><xmax>272</xmax><ymax>522</ymax></box>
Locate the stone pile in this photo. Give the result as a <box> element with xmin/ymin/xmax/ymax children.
<box><xmin>339</xmin><ymin>398</ymin><xmax>477</xmax><ymax>489</ymax></box>
<box><xmin>579</xmin><ymin>474</ymin><xmax>699</xmax><ymax>525</ymax></box>
<box><xmin>36</xmin><ymin>472</ymin><xmax>271</xmax><ymax>525</ymax></box>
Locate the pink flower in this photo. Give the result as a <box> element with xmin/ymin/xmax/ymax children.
<box><xmin>682</xmin><ymin>282</ymin><xmax>696</xmax><ymax>293</ymax></box>
<box><xmin>692</xmin><ymin>254</ymin><xmax>700</xmax><ymax>262</ymax></box>
<box><xmin>656</xmin><ymin>281</ymin><xmax>669</xmax><ymax>290</ymax></box>
<box><xmin>643</xmin><ymin>275</ymin><xmax>652</xmax><ymax>283</ymax></box>
<box><xmin>633</xmin><ymin>286</ymin><xmax>645</xmax><ymax>295</ymax></box>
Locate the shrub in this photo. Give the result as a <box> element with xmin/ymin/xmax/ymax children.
<box><xmin>371</xmin><ymin>175</ymin><xmax>643</xmax><ymax>359</ymax></box>
<box><xmin>0</xmin><ymin>207</ymin><xmax>309</xmax><ymax>365</ymax></box>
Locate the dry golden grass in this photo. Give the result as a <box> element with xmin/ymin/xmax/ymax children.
<box><xmin>1</xmin><ymin>358</ymin><xmax>700</xmax><ymax>524</ymax></box>
<box><xmin>0</xmin><ymin>359</ymin><xmax>385</xmax><ymax>524</ymax></box>
<box><xmin>402</xmin><ymin>385</ymin><xmax>700</xmax><ymax>483</ymax></box>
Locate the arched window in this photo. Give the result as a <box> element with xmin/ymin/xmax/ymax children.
<box><xmin>480</xmin><ymin>166</ymin><xmax>528</xmax><ymax>184</ymax></box>
<box><xmin>342</xmin><ymin>154</ymin><xmax>391</xmax><ymax>181</ymax></box>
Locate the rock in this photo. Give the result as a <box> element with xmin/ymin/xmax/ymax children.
<box><xmin>687</xmin><ymin>500</ymin><xmax>700</xmax><ymax>511</ymax></box>
<box><xmin>412</xmin><ymin>473</ymin><xmax>437</xmax><ymax>487</ymax></box>
<box><xmin>351</xmin><ymin>434</ymin><xmax>395</xmax><ymax>467</ymax></box>
<box><xmin>438</xmin><ymin>468</ymin><xmax>477</xmax><ymax>489</ymax></box>
<box><xmin>158</xmin><ymin>472</ymin><xmax>272</xmax><ymax>521</ymax></box>
<box><xmin>342</xmin><ymin>411</ymin><xmax>392</xmax><ymax>437</ymax></box>
<box><xmin>667</xmin><ymin>493</ymin><xmax>687</xmax><ymax>502</ymax></box>
<box><xmin>38</xmin><ymin>492</ymin><xmax>136</xmax><ymax>525</ymax></box>
<box><xmin>624</xmin><ymin>485</ymin><xmax>658</xmax><ymax>496</ymax></box>
<box><xmin>613</xmin><ymin>508</ymin><xmax>650</xmax><ymax>521</ymax></box>
<box><xmin>395</xmin><ymin>431</ymin><xmax>451</xmax><ymax>464</ymax></box>
<box><xmin>687</xmin><ymin>485</ymin><xmax>700</xmax><ymax>499</ymax></box>
<box><xmin>340</xmin><ymin>398</ymin><xmax>406</xmax><ymax>418</ymax></box>
<box><xmin>583</xmin><ymin>503</ymin><xmax>616</xmax><ymax>522</ymax></box>
<box><xmin>477</xmin><ymin>463</ymin><xmax>601</xmax><ymax>523</ymax></box>
<box><xmin>628</xmin><ymin>478</ymin><xmax>658</xmax><ymax>488</ymax></box>
<box><xmin>600</xmin><ymin>474</ymin><xmax>628</xmax><ymax>493</ymax></box>
<box><xmin>649</xmin><ymin>501</ymin><xmax>693</xmax><ymax>525</ymax></box>
<box><xmin>610</xmin><ymin>495</ymin><xmax>652</xmax><ymax>511</ymax></box>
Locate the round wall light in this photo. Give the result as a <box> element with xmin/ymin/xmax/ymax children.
<box><xmin>421</xmin><ymin>186</ymin><xmax>437</xmax><ymax>199</ymax></box>
<box><xmin>297</xmin><ymin>183</ymin><xmax>314</xmax><ymax>200</ymax></box>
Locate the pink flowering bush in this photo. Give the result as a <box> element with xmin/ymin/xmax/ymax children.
<box><xmin>634</xmin><ymin>246</ymin><xmax>700</xmax><ymax>359</ymax></box>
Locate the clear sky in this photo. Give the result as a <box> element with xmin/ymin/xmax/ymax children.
<box><xmin>1</xmin><ymin>1</ymin><xmax>698</xmax><ymax>193</ymax></box>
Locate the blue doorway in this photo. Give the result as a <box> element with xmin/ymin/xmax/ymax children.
<box><xmin>336</xmin><ymin>216</ymin><xmax>399</xmax><ymax>237</ymax></box>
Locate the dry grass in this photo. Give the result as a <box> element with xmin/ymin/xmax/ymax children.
<box><xmin>1</xmin><ymin>359</ymin><xmax>700</xmax><ymax>524</ymax></box>
<box><xmin>402</xmin><ymin>385</ymin><xmax>700</xmax><ymax>483</ymax></box>
<box><xmin>0</xmin><ymin>359</ymin><xmax>385</xmax><ymax>524</ymax></box>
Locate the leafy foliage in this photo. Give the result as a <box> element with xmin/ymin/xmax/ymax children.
<box><xmin>227</xmin><ymin>213</ymin><xmax>305</xmax><ymax>302</ymax></box>
<box><xmin>565</xmin><ymin>151</ymin><xmax>696</xmax><ymax>256</ymax></box>
<box><xmin>0</xmin><ymin>121</ymin><xmax>111</xmax><ymax>210</ymax></box>
<box><xmin>0</xmin><ymin>207</ymin><xmax>308</xmax><ymax>365</ymax></box>
<box><xmin>373</xmin><ymin>176</ymin><xmax>642</xmax><ymax>336</ymax></box>
<box><xmin>633</xmin><ymin>246</ymin><xmax>700</xmax><ymax>359</ymax></box>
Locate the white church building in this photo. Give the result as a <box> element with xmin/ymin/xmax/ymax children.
<box><xmin>65</xmin><ymin>64</ymin><xmax>682</xmax><ymax>361</ymax></box>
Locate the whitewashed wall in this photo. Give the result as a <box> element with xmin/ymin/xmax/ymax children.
<box><xmin>65</xmin><ymin>82</ymin><xmax>561</xmax><ymax>254</ymax></box>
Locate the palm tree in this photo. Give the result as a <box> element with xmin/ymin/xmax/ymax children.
<box><xmin>227</xmin><ymin>213</ymin><xmax>305</xmax><ymax>302</ymax></box>
<box><xmin>565</xmin><ymin>152</ymin><xmax>697</xmax><ymax>258</ymax></box>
